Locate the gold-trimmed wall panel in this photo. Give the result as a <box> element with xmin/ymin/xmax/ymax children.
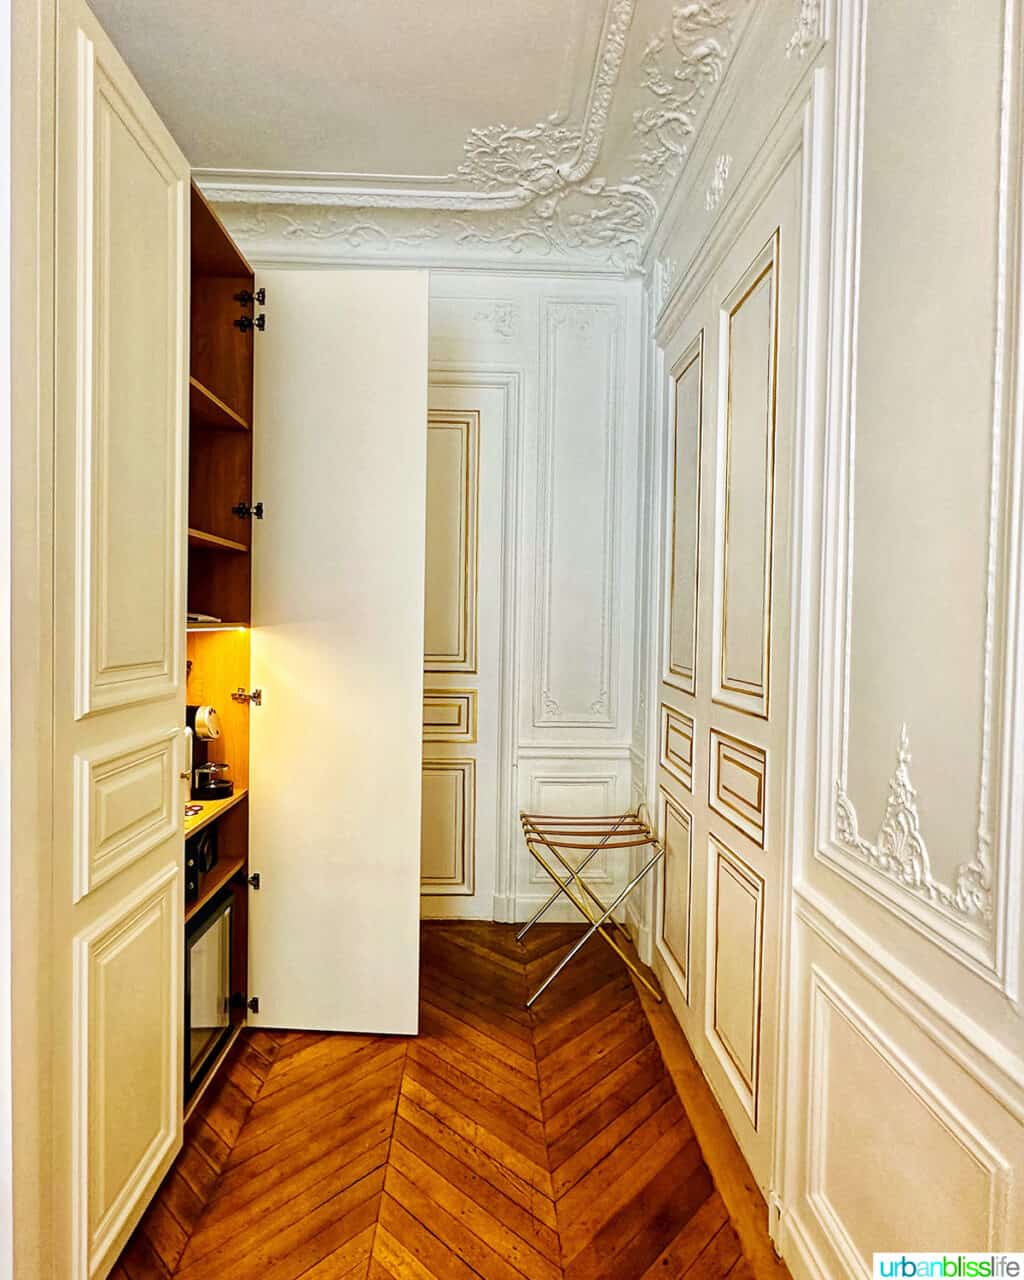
<box><xmin>660</xmin><ymin>703</ymin><xmax>695</xmax><ymax>793</ymax></box>
<box><xmin>422</xmin><ymin>689</ymin><xmax>478</xmax><ymax>743</ymax></box>
<box><xmin>659</xmin><ymin>788</ymin><xmax>694</xmax><ymax>1000</ymax></box>
<box><xmin>709</xmin><ymin>727</ymin><xmax>767</xmax><ymax>847</ymax></box>
<box><xmin>665</xmin><ymin>334</ymin><xmax>704</xmax><ymax>696</ymax></box>
<box><xmin>709</xmin><ymin>833</ymin><xmax>765</xmax><ymax>1124</ymax></box>
<box><xmin>714</xmin><ymin>231</ymin><xmax>780</xmax><ymax>719</ymax></box>
<box><xmin>424</xmin><ymin>410</ymin><xmax>480</xmax><ymax>673</ymax></box>
<box><xmin>420</xmin><ymin>757</ymin><xmax>476</xmax><ymax>895</ymax></box>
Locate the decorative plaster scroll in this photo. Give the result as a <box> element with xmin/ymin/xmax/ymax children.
<box><xmin>785</xmin><ymin>0</ymin><xmax>821</xmax><ymax>58</ymax></box>
<box><xmin>705</xmin><ymin>153</ymin><xmax>732</xmax><ymax>212</ymax></box>
<box><xmin>630</xmin><ymin>1</ymin><xmax>733</xmax><ymax>192</ymax></box>
<box><xmin>834</xmin><ymin>725</ymin><xmax>992</xmax><ymax>925</ymax></box>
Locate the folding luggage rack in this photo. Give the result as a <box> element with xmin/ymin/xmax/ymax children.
<box><xmin>517</xmin><ymin>808</ymin><xmax>665</xmax><ymax>1007</ymax></box>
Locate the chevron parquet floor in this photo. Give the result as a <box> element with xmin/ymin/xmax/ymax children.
<box><xmin>115</xmin><ymin>923</ymin><xmax>760</xmax><ymax>1280</ymax></box>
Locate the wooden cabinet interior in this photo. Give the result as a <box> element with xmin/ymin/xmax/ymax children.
<box><xmin>184</xmin><ymin>184</ymin><xmax>255</xmax><ymax>1099</ymax></box>
<box><xmin>186</xmin><ymin>627</ymin><xmax>251</xmax><ymax>790</ymax></box>
<box><xmin>188</xmin><ymin>183</ymin><xmax>256</xmax><ymax>627</ymax></box>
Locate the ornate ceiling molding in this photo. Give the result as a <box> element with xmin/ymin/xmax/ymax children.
<box><xmin>210</xmin><ymin>0</ymin><xmax>746</xmax><ymax>272</ymax></box>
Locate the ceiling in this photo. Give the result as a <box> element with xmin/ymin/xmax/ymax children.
<box><xmin>91</xmin><ymin>0</ymin><xmax>752</xmax><ymax>271</ymax></box>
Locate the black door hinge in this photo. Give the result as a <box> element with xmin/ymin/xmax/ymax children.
<box><xmin>247</xmin><ymin>872</ymin><xmax>261</xmax><ymax>890</ymax></box>
<box><xmin>234</xmin><ymin>313</ymin><xmax>266</xmax><ymax>333</ymax></box>
<box><xmin>247</xmin><ymin>996</ymin><xmax>260</xmax><ymax>1014</ymax></box>
<box><xmin>234</xmin><ymin>287</ymin><xmax>266</xmax><ymax>307</ymax></box>
<box><xmin>232</xmin><ymin>501</ymin><xmax>263</xmax><ymax>520</ymax></box>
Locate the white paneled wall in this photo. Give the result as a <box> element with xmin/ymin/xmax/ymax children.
<box><xmin>428</xmin><ymin>274</ymin><xmax>642</xmax><ymax>921</ymax></box>
<box><xmin>633</xmin><ymin>0</ymin><xmax>1024</xmax><ymax>1273</ymax></box>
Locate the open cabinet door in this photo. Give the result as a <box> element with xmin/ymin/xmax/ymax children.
<box><xmin>248</xmin><ymin>270</ymin><xmax>428</xmax><ymax>1033</ymax></box>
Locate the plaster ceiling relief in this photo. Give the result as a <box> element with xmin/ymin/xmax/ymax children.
<box><xmin>91</xmin><ymin>0</ymin><xmax>751</xmax><ymax>271</ymax></box>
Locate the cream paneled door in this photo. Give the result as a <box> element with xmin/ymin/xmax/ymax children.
<box><xmin>654</xmin><ymin>152</ymin><xmax>800</xmax><ymax>1189</ymax></box>
<box><xmin>420</xmin><ymin>387</ymin><xmax>502</xmax><ymax>919</ymax></box>
<box><xmin>52</xmin><ymin>2</ymin><xmax>189</xmax><ymax>1277</ymax></box>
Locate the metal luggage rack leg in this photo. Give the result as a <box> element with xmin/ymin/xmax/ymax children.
<box><xmin>517</xmin><ymin>807</ymin><xmax>664</xmax><ymax>1007</ymax></box>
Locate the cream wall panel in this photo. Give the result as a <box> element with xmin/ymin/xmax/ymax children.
<box><xmin>782</xmin><ymin>912</ymin><xmax>1024</xmax><ymax>1276</ymax></box>
<box><xmin>665</xmin><ymin>336</ymin><xmax>703</xmax><ymax>695</ymax></box>
<box><xmin>709</xmin><ymin>728</ymin><xmax>766</xmax><ymax>848</ymax></box>
<box><xmin>816</xmin><ymin>0</ymin><xmax>1024</xmax><ymax>983</ymax></box>
<box><xmin>709</xmin><ymin>835</ymin><xmax>764</xmax><ymax>1120</ymax></box>
<box><xmin>844</xmin><ymin>0</ymin><xmax>999</xmax><ymax>890</ymax></box>
<box><xmin>424</xmin><ymin>410</ymin><xmax>479</xmax><ymax>673</ymax></box>
<box><xmin>517</xmin><ymin>757</ymin><xmax>633</xmax><ymax>910</ymax></box>
<box><xmin>422</xmin><ymin>690</ymin><xmax>477</xmax><ymax>744</ymax></box>
<box><xmin>658</xmin><ymin>789</ymin><xmax>693</xmax><ymax>1000</ymax></box>
<box><xmin>534</xmin><ymin>299</ymin><xmax>621</xmax><ymax>729</ymax></box>
<box><xmin>809</xmin><ymin>970</ymin><xmax>1001</xmax><ymax>1262</ymax></box>
<box><xmin>713</xmin><ymin>234</ymin><xmax>778</xmax><ymax>718</ymax></box>
<box><xmin>660</xmin><ymin>703</ymin><xmax>695</xmax><ymax>793</ymax></box>
<box><xmin>420</xmin><ymin>759</ymin><xmax>476</xmax><ymax>895</ymax></box>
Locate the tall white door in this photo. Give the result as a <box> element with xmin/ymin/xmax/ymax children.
<box><xmin>248</xmin><ymin>268</ymin><xmax>429</xmax><ymax>1034</ymax></box>
<box><xmin>653</xmin><ymin>151</ymin><xmax>801</xmax><ymax>1188</ymax></box>
<box><xmin>52</xmin><ymin>2</ymin><xmax>190</xmax><ymax>1276</ymax></box>
<box><xmin>420</xmin><ymin>382</ymin><xmax>505</xmax><ymax>918</ymax></box>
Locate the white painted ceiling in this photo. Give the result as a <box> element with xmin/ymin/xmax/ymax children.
<box><xmin>90</xmin><ymin>0</ymin><xmax>752</xmax><ymax>271</ymax></box>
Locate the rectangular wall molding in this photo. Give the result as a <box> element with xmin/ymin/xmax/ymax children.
<box><xmin>533</xmin><ymin>299</ymin><xmax>621</xmax><ymax>729</ymax></box>
<box><xmin>424</xmin><ymin>410</ymin><xmax>480</xmax><ymax>673</ymax></box>
<box><xmin>660</xmin><ymin>703</ymin><xmax>695</xmax><ymax>793</ymax></box>
<box><xmin>707</xmin><ymin>833</ymin><xmax>765</xmax><ymax>1124</ymax></box>
<box><xmin>709</xmin><ymin>727</ymin><xmax>767</xmax><ymax>847</ymax></box>
<box><xmin>421</xmin><ymin>758</ymin><xmax>477</xmax><ymax>895</ymax></box>
<box><xmin>422</xmin><ymin>689</ymin><xmax>478</xmax><ymax>743</ymax></box>
<box><xmin>664</xmin><ymin>333</ymin><xmax>704</xmax><ymax>696</ymax></box>
<box><xmin>712</xmin><ymin>231</ymin><xmax>779</xmax><ymax>720</ymax></box>
<box><xmin>658</xmin><ymin>788</ymin><xmax>694</xmax><ymax>1001</ymax></box>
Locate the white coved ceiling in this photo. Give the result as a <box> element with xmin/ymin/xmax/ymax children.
<box><xmin>90</xmin><ymin>0</ymin><xmax>753</xmax><ymax>271</ymax></box>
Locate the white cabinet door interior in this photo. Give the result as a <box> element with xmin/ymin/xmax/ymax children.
<box><xmin>249</xmin><ymin>268</ymin><xmax>429</xmax><ymax>1034</ymax></box>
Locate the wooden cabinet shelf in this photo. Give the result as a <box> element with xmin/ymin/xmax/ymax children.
<box><xmin>184</xmin><ymin>787</ymin><xmax>249</xmax><ymax>838</ymax></box>
<box><xmin>190</xmin><ymin>376</ymin><xmax>250</xmax><ymax>432</ymax></box>
<box><xmin>188</xmin><ymin>527</ymin><xmax>248</xmax><ymax>553</ymax></box>
<box><xmin>185</xmin><ymin>852</ymin><xmax>247</xmax><ymax>923</ymax></box>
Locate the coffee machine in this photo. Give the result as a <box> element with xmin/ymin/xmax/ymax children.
<box><xmin>185</xmin><ymin>704</ymin><xmax>234</xmax><ymax>800</ymax></box>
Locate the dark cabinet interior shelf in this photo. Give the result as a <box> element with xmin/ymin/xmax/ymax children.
<box><xmin>190</xmin><ymin>376</ymin><xmax>250</xmax><ymax>432</ymax></box>
<box><xmin>188</xmin><ymin>527</ymin><xmax>248</xmax><ymax>554</ymax></box>
<box><xmin>185</xmin><ymin>853</ymin><xmax>247</xmax><ymax>924</ymax></box>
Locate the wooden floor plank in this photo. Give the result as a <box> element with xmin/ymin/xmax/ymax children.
<box><xmin>113</xmin><ymin>922</ymin><xmax>787</xmax><ymax>1280</ymax></box>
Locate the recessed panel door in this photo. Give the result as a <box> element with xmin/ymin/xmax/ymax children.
<box><xmin>420</xmin><ymin>386</ymin><xmax>505</xmax><ymax>919</ymax></box>
<box><xmin>654</xmin><ymin>151</ymin><xmax>801</xmax><ymax>1189</ymax></box>
<box><xmin>52</xmin><ymin>4</ymin><xmax>190</xmax><ymax>1275</ymax></box>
